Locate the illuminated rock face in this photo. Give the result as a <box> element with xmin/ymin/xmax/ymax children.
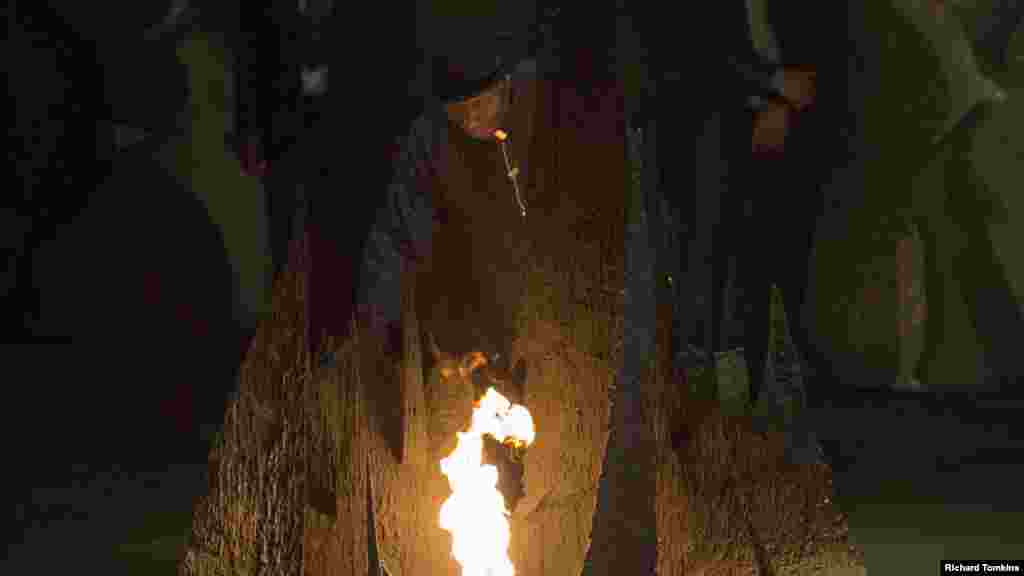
<box><xmin>363</xmin><ymin>69</ymin><xmax>626</xmax><ymax>576</ymax></box>
<box><xmin>438</xmin><ymin>386</ymin><xmax>534</xmax><ymax>576</ymax></box>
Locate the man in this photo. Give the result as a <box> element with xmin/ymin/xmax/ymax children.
<box><xmin>644</xmin><ymin>0</ymin><xmax>839</xmax><ymax>462</ymax></box>
<box><xmin>710</xmin><ymin>0</ymin><xmax>851</xmax><ymax>465</ymax></box>
<box><xmin>355</xmin><ymin>19</ymin><xmax>539</xmax><ymax>453</ymax></box>
<box><xmin>656</xmin><ymin>0</ymin><xmax>818</xmax><ymax>366</ymax></box>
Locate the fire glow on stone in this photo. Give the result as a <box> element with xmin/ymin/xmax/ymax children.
<box><xmin>439</xmin><ymin>387</ymin><xmax>535</xmax><ymax>576</ymax></box>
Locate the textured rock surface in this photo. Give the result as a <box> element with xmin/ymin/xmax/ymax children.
<box><xmin>179</xmin><ymin>237</ymin><xmax>368</xmax><ymax>576</ymax></box>
<box><xmin>650</xmin><ymin>302</ymin><xmax>866</xmax><ymax>576</ymax></box>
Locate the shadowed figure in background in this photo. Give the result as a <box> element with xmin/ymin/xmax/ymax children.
<box><xmin>12</xmin><ymin>0</ymin><xmax>249</xmax><ymax>457</ymax></box>
<box><xmin>4</xmin><ymin>9</ymin><xmax>254</xmax><ymax>571</ymax></box>
<box><xmin>641</xmin><ymin>0</ymin><xmax>849</xmax><ymax>466</ymax></box>
<box><xmin>711</xmin><ymin>0</ymin><xmax>852</xmax><ymax>466</ymax></box>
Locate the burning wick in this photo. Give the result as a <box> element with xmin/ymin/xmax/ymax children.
<box><xmin>495</xmin><ymin>129</ymin><xmax>527</xmax><ymax>218</ymax></box>
<box><xmin>439</xmin><ymin>386</ymin><xmax>535</xmax><ymax>576</ymax></box>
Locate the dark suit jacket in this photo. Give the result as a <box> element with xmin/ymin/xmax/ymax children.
<box><xmin>765</xmin><ymin>0</ymin><xmax>854</xmax><ymax>180</ymax></box>
<box><xmin>701</xmin><ymin>0</ymin><xmax>785</xmax><ymax>111</ymax></box>
<box><xmin>699</xmin><ymin>0</ymin><xmax>853</xmax><ymax>180</ymax></box>
<box><xmin>705</xmin><ymin>0</ymin><xmax>852</xmax><ymax>132</ymax></box>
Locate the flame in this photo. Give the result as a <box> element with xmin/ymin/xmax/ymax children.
<box><xmin>439</xmin><ymin>386</ymin><xmax>535</xmax><ymax>576</ymax></box>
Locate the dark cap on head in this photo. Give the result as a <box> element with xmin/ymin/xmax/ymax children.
<box><xmin>424</xmin><ymin>5</ymin><xmax>537</xmax><ymax>103</ymax></box>
<box><xmin>434</xmin><ymin>33</ymin><xmax>530</xmax><ymax>103</ymax></box>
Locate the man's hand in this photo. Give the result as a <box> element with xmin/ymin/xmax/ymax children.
<box><xmin>779</xmin><ymin>67</ymin><xmax>817</xmax><ymax>112</ymax></box>
<box><xmin>752</xmin><ymin>98</ymin><xmax>791</xmax><ymax>154</ymax></box>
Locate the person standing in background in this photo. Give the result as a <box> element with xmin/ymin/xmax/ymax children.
<box><xmin>715</xmin><ymin>0</ymin><xmax>853</xmax><ymax>465</ymax></box>
<box><xmin>645</xmin><ymin>0</ymin><xmax>843</xmax><ymax>464</ymax></box>
<box><xmin>654</xmin><ymin>0</ymin><xmax>818</xmax><ymax>370</ymax></box>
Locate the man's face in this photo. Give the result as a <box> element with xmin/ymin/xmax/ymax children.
<box><xmin>445</xmin><ymin>79</ymin><xmax>506</xmax><ymax>141</ymax></box>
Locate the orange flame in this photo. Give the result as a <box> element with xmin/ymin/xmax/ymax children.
<box><xmin>439</xmin><ymin>386</ymin><xmax>535</xmax><ymax>576</ymax></box>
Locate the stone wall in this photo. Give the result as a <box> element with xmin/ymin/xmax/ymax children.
<box><xmin>179</xmin><ymin>236</ymin><xmax>368</xmax><ymax>576</ymax></box>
